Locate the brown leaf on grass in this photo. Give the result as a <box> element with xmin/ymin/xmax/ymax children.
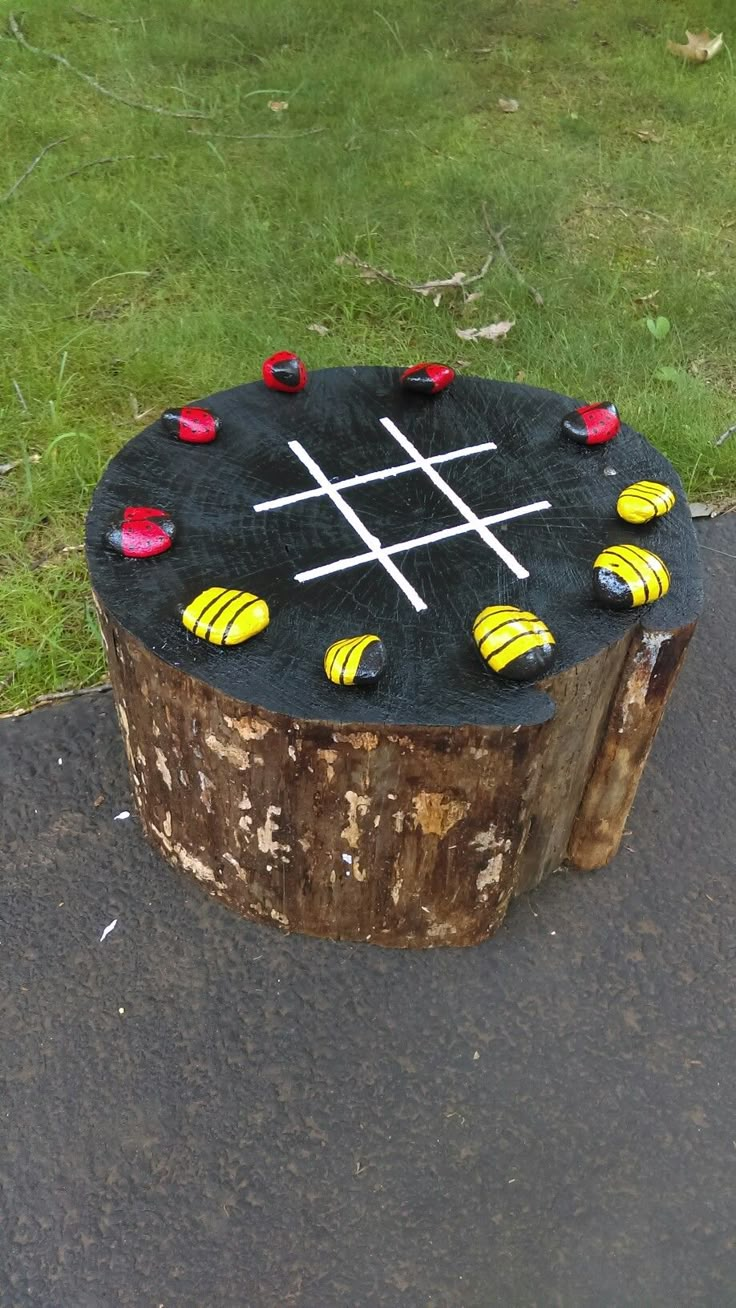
<box><xmin>455</xmin><ymin>320</ymin><xmax>515</xmax><ymax>342</ymax></box>
<box><xmin>634</xmin><ymin>129</ymin><xmax>662</xmax><ymax>143</ymax></box>
<box><xmin>268</xmin><ymin>99</ymin><xmax>289</xmax><ymax>112</ymax></box>
<box><xmin>666</xmin><ymin>30</ymin><xmax>724</xmax><ymax>63</ymax></box>
<box><xmin>0</xmin><ymin>453</ymin><xmax>41</xmax><ymax>475</ymax></box>
<box><xmin>497</xmin><ymin>97</ymin><xmax>519</xmax><ymax>113</ymax></box>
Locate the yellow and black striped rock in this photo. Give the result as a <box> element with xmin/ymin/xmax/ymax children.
<box><xmin>181</xmin><ymin>586</ymin><xmax>270</xmax><ymax>646</ymax></box>
<box><xmin>592</xmin><ymin>545</ymin><xmax>670</xmax><ymax>609</ymax></box>
<box><xmin>472</xmin><ymin>605</ymin><xmax>556</xmax><ymax>683</ymax></box>
<box><xmin>616</xmin><ymin>480</ymin><xmax>676</xmax><ymax>525</ymax></box>
<box><xmin>324</xmin><ymin>634</ymin><xmax>386</xmax><ymax>686</ymax></box>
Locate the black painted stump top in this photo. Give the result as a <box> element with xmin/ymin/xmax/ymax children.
<box><xmin>86</xmin><ymin>368</ymin><xmax>702</xmax><ymax>728</ymax></box>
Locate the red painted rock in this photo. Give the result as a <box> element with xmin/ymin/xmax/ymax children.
<box><xmin>400</xmin><ymin>363</ymin><xmax>455</xmax><ymax>395</ymax></box>
<box><xmin>561</xmin><ymin>402</ymin><xmax>620</xmax><ymax>446</ymax></box>
<box><xmin>262</xmin><ymin>351</ymin><xmax>307</xmax><ymax>392</ymax></box>
<box><xmin>105</xmin><ymin>506</ymin><xmax>175</xmax><ymax>559</ymax></box>
<box><xmin>161</xmin><ymin>406</ymin><xmax>219</xmax><ymax>444</ymax></box>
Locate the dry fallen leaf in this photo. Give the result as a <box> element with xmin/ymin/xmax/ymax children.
<box><xmin>666</xmin><ymin>29</ymin><xmax>724</xmax><ymax>63</ymax></box>
<box><xmin>688</xmin><ymin>501</ymin><xmax>718</xmax><ymax>518</ymax></box>
<box><xmin>634</xmin><ymin>129</ymin><xmax>663</xmax><ymax>144</ymax></box>
<box><xmin>307</xmin><ymin>322</ymin><xmax>329</xmax><ymax>335</ymax></box>
<box><xmin>456</xmin><ymin>320</ymin><xmax>515</xmax><ymax>342</ymax></box>
<box><xmin>633</xmin><ymin>290</ymin><xmax>660</xmax><ymax>305</ymax></box>
<box><xmin>268</xmin><ymin>99</ymin><xmax>289</xmax><ymax>112</ymax></box>
<box><xmin>498</xmin><ymin>97</ymin><xmax>519</xmax><ymax>113</ymax></box>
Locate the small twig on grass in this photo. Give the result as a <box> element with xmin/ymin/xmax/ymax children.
<box><xmin>188</xmin><ymin>126</ymin><xmax>326</xmax><ymax>142</ymax></box>
<box><xmin>0</xmin><ymin>681</ymin><xmax>112</xmax><ymax>721</ymax></box>
<box><xmin>335</xmin><ymin>253</ymin><xmax>411</xmax><ymax>291</ymax></box>
<box><xmin>482</xmin><ymin>203</ymin><xmax>544</xmax><ymax>306</ymax></box>
<box><xmin>714</xmin><ymin>422</ymin><xmax>736</xmax><ymax>448</ymax></box>
<box><xmin>60</xmin><ymin>154</ymin><xmax>159</xmax><ymax>178</ymax></box>
<box><xmin>336</xmin><ymin>250</ymin><xmax>497</xmax><ymax>305</ymax></box>
<box><xmin>70</xmin><ymin>7</ymin><xmax>145</xmax><ymax>24</ymax></box>
<box><xmin>0</xmin><ymin>137</ymin><xmax>67</xmax><ymax>204</ymax></box>
<box><xmin>7</xmin><ymin>13</ymin><xmax>210</xmax><ymax>118</ymax></box>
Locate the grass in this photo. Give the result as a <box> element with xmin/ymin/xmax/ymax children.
<box><xmin>1</xmin><ymin>0</ymin><xmax>735</xmax><ymax>711</ymax></box>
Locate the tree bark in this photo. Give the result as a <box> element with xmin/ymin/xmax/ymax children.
<box><xmin>95</xmin><ymin>595</ymin><xmax>697</xmax><ymax>948</ymax></box>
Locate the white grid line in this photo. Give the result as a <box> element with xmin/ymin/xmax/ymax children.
<box><xmin>252</xmin><ymin>439</ymin><xmax>497</xmax><ymax>513</ymax></box>
<box><xmin>379</xmin><ymin>417</ymin><xmax>530</xmax><ymax>580</ymax></box>
<box><xmin>253</xmin><ymin>418</ymin><xmax>552</xmax><ymax>611</ymax></box>
<box><xmin>295</xmin><ymin>499</ymin><xmax>551</xmax><ymax>583</ymax></box>
<box><xmin>287</xmin><ymin>440</ymin><xmax>428</xmax><ymax>612</ymax></box>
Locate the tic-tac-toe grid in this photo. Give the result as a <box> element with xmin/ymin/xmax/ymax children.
<box><xmin>254</xmin><ymin>416</ymin><xmax>552</xmax><ymax>612</ymax></box>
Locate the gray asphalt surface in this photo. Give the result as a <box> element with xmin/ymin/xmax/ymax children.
<box><xmin>1</xmin><ymin>517</ymin><xmax>734</xmax><ymax>1308</ymax></box>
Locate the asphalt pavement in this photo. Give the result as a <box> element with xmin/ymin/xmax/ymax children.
<box><xmin>1</xmin><ymin>517</ymin><xmax>734</xmax><ymax>1308</ymax></box>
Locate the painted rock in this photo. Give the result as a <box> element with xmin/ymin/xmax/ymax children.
<box><xmin>324</xmin><ymin>634</ymin><xmax>386</xmax><ymax>686</ymax></box>
<box><xmin>262</xmin><ymin>351</ymin><xmax>307</xmax><ymax>393</ymax></box>
<box><xmin>616</xmin><ymin>480</ymin><xmax>676</xmax><ymax>525</ymax></box>
<box><xmin>399</xmin><ymin>363</ymin><xmax>455</xmax><ymax>395</ymax></box>
<box><xmin>473</xmin><ymin>605</ymin><xmax>555</xmax><ymax>682</ymax></box>
<box><xmin>105</xmin><ymin>506</ymin><xmax>175</xmax><ymax>559</ymax></box>
<box><xmin>161</xmin><ymin>406</ymin><xmax>219</xmax><ymax>444</ymax></box>
<box><xmin>561</xmin><ymin>402</ymin><xmax>620</xmax><ymax>446</ymax></box>
<box><xmin>181</xmin><ymin>587</ymin><xmax>270</xmax><ymax>646</ymax></box>
<box><xmin>593</xmin><ymin>545</ymin><xmax>670</xmax><ymax>609</ymax></box>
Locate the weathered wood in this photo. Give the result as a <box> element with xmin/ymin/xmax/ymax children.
<box><xmin>95</xmin><ymin>596</ymin><xmax>696</xmax><ymax>947</ymax></box>
<box><xmin>568</xmin><ymin>622</ymin><xmax>696</xmax><ymax>870</ymax></box>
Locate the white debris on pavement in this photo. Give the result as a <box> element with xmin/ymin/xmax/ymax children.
<box><xmin>114</xmin><ymin>811</ymin><xmax>131</xmax><ymax>821</ymax></box>
<box><xmin>100</xmin><ymin>919</ymin><xmax>118</xmax><ymax>943</ymax></box>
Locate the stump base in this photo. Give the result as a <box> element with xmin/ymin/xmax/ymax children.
<box><xmin>96</xmin><ymin>598</ymin><xmax>695</xmax><ymax>948</ymax></box>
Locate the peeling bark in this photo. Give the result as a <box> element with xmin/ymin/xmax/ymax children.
<box><xmin>95</xmin><ymin>595</ymin><xmax>697</xmax><ymax>948</ymax></box>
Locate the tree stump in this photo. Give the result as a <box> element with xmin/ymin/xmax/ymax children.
<box><xmin>86</xmin><ymin>367</ymin><xmax>702</xmax><ymax>947</ymax></box>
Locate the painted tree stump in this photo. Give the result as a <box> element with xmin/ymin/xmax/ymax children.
<box><xmin>86</xmin><ymin>367</ymin><xmax>702</xmax><ymax>947</ymax></box>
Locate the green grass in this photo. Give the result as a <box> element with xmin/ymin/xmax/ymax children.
<box><xmin>1</xmin><ymin>0</ymin><xmax>735</xmax><ymax>711</ymax></box>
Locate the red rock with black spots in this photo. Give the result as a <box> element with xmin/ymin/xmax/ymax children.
<box><xmin>105</xmin><ymin>506</ymin><xmax>176</xmax><ymax>559</ymax></box>
<box><xmin>262</xmin><ymin>352</ymin><xmax>307</xmax><ymax>393</ymax></box>
<box><xmin>400</xmin><ymin>363</ymin><xmax>455</xmax><ymax>395</ymax></box>
<box><xmin>161</xmin><ymin>407</ymin><xmax>219</xmax><ymax>444</ymax></box>
<box><xmin>561</xmin><ymin>402</ymin><xmax>620</xmax><ymax>447</ymax></box>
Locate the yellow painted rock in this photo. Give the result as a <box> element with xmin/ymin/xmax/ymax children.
<box><xmin>473</xmin><ymin>605</ymin><xmax>555</xmax><ymax>682</ymax></box>
<box><xmin>324</xmin><ymin>634</ymin><xmax>385</xmax><ymax>686</ymax></box>
<box><xmin>181</xmin><ymin>587</ymin><xmax>269</xmax><ymax>646</ymax></box>
<box><xmin>593</xmin><ymin>545</ymin><xmax>670</xmax><ymax>609</ymax></box>
<box><xmin>617</xmin><ymin>480</ymin><xmax>675</xmax><ymax>525</ymax></box>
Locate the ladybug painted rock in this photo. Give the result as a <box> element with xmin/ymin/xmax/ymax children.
<box><xmin>161</xmin><ymin>406</ymin><xmax>219</xmax><ymax>444</ymax></box>
<box><xmin>561</xmin><ymin>402</ymin><xmax>620</xmax><ymax>446</ymax></box>
<box><xmin>400</xmin><ymin>363</ymin><xmax>455</xmax><ymax>395</ymax></box>
<box><xmin>262</xmin><ymin>352</ymin><xmax>307</xmax><ymax>393</ymax></box>
<box><xmin>105</xmin><ymin>506</ymin><xmax>175</xmax><ymax>559</ymax></box>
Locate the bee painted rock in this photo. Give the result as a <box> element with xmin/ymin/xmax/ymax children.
<box><xmin>399</xmin><ymin>363</ymin><xmax>455</xmax><ymax>395</ymax></box>
<box><xmin>181</xmin><ymin>587</ymin><xmax>270</xmax><ymax>646</ymax></box>
<box><xmin>593</xmin><ymin>545</ymin><xmax>670</xmax><ymax>609</ymax></box>
<box><xmin>561</xmin><ymin>402</ymin><xmax>620</xmax><ymax>447</ymax></box>
<box><xmin>105</xmin><ymin>506</ymin><xmax>175</xmax><ymax>559</ymax></box>
<box><xmin>324</xmin><ymin>634</ymin><xmax>386</xmax><ymax>686</ymax></box>
<box><xmin>262</xmin><ymin>351</ymin><xmax>307</xmax><ymax>393</ymax></box>
<box><xmin>161</xmin><ymin>406</ymin><xmax>219</xmax><ymax>444</ymax></box>
<box><xmin>473</xmin><ymin>605</ymin><xmax>556</xmax><ymax>683</ymax></box>
<box><xmin>617</xmin><ymin>480</ymin><xmax>676</xmax><ymax>525</ymax></box>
